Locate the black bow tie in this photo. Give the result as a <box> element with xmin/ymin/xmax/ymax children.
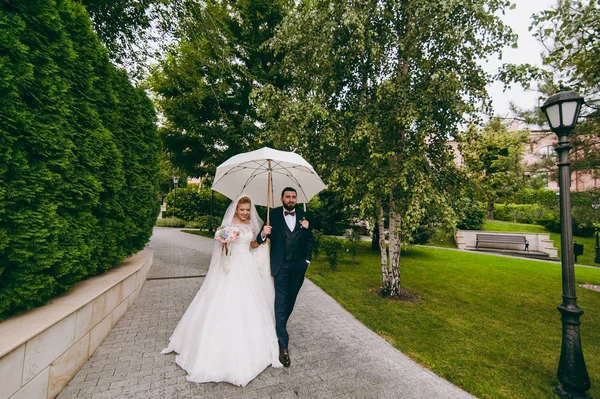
<box><xmin>284</xmin><ymin>211</ymin><xmax>295</xmax><ymax>216</ymax></box>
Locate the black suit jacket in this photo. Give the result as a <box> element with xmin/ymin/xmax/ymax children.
<box><xmin>257</xmin><ymin>207</ymin><xmax>313</xmax><ymax>277</ymax></box>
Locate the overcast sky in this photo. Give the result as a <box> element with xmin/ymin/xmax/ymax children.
<box><xmin>485</xmin><ymin>0</ymin><xmax>557</xmax><ymax>117</ymax></box>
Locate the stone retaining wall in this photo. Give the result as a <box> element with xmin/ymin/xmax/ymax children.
<box><xmin>0</xmin><ymin>249</ymin><xmax>153</xmax><ymax>399</ymax></box>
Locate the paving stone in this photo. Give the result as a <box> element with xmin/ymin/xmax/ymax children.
<box><xmin>57</xmin><ymin>227</ymin><xmax>476</xmax><ymax>399</ymax></box>
<box><xmin>89</xmin><ymin>387</ymin><xmax>123</xmax><ymax>399</ymax></box>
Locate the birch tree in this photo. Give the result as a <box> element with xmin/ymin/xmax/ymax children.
<box><xmin>257</xmin><ymin>0</ymin><xmax>517</xmax><ymax>297</ymax></box>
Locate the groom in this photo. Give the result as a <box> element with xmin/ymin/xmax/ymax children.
<box><xmin>257</xmin><ymin>187</ymin><xmax>313</xmax><ymax>368</ymax></box>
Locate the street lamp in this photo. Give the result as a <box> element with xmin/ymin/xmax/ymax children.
<box><xmin>593</xmin><ymin>200</ymin><xmax>600</xmax><ymax>264</ymax></box>
<box><xmin>540</xmin><ymin>90</ymin><xmax>592</xmax><ymax>399</ymax></box>
<box><xmin>595</xmin><ymin>228</ymin><xmax>600</xmax><ymax>265</ymax></box>
<box><xmin>173</xmin><ymin>176</ymin><xmax>179</xmax><ymax>217</ymax></box>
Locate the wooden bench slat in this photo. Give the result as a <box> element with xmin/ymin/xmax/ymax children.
<box><xmin>475</xmin><ymin>233</ymin><xmax>529</xmax><ymax>251</ymax></box>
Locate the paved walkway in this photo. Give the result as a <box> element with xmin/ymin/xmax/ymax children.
<box><xmin>58</xmin><ymin>228</ymin><xmax>476</xmax><ymax>399</ymax></box>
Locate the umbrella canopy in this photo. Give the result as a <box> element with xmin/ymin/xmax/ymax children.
<box><xmin>212</xmin><ymin>147</ymin><xmax>326</xmax><ymax>208</ymax></box>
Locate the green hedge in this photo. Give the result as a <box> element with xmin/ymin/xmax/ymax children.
<box><xmin>513</xmin><ymin>188</ymin><xmax>559</xmax><ymax>206</ymax></box>
<box><xmin>0</xmin><ymin>0</ymin><xmax>160</xmax><ymax>320</ymax></box>
<box><xmin>514</xmin><ymin>188</ymin><xmax>598</xmax><ymax>208</ymax></box>
<box><xmin>155</xmin><ymin>217</ymin><xmax>186</xmax><ymax>228</ymax></box>
<box><xmin>494</xmin><ymin>203</ymin><xmax>597</xmax><ymax>237</ymax></box>
<box><xmin>493</xmin><ymin>204</ymin><xmax>552</xmax><ymax>225</ymax></box>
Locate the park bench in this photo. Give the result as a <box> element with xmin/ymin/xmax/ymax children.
<box><xmin>475</xmin><ymin>233</ymin><xmax>529</xmax><ymax>252</ymax></box>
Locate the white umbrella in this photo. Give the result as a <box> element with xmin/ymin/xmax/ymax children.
<box><xmin>212</xmin><ymin>147</ymin><xmax>326</xmax><ymax>223</ymax></box>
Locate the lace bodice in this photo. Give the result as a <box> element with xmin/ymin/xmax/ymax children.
<box><xmin>229</xmin><ymin>223</ymin><xmax>255</xmax><ymax>254</ymax></box>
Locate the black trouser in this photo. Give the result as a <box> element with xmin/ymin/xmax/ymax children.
<box><xmin>274</xmin><ymin>258</ymin><xmax>308</xmax><ymax>349</ymax></box>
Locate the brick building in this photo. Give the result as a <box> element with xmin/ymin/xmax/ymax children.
<box><xmin>448</xmin><ymin>120</ymin><xmax>599</xmax><ymax>192</ymax></box>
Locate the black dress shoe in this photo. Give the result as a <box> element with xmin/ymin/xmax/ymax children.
<box><xmin>279</xmin><ymin>348</ymin><xmax>291</xmax><ymax>367</ymax></box>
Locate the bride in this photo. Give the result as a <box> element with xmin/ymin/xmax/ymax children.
<box><xmin>161</xmin><ymin>194</ymin><xmax>282</xmax><ymax>386</ymax></box>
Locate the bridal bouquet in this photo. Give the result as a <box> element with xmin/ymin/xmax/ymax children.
<box><xmin>214</xmin><ymin>225</ymin><xmax>241</xmax><ymax>244</ymax></box>
<box><xmin>215</xmin><ymin>225</ymin><xmax>240</xmax><ymax>273</ymax></box>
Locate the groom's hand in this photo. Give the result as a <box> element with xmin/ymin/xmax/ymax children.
<box><xmin>260</xmin><ymin>225</ymin><xmax>272</xmax><ymax>242</ymax></box>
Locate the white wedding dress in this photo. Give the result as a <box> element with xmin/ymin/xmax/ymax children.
<box><xmin>161</xmin><ymin>222</ymin><xmax>282</xmax><ymax>386</ymax></box>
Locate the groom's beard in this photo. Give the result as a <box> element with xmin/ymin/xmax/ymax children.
<box><xmin>282</xmin><ymin>202</ymin><xmax>295</xmax><ymax>211</ymax></box>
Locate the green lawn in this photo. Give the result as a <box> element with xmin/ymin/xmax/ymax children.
<box><xmin>306</xmin><ymin>243</ymin><xmax>600</xmax><ymax>399</ymax></box>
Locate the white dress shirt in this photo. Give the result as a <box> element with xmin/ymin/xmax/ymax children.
<box><xmin>284</xmin><ymin>209</ymin><xmax>296</xmax><ymax>231</ymax></box>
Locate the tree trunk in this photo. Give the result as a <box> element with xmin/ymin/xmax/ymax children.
<box><xmin>387</xmin><ymin>198</ymin><xmax>401</xmax><ymax>297</ymax></box>
<box><xmin>378</xmin><ymin>201</ymin><xmax>391</xmax><ymax>293</ymax></box>
<box><xmin>371</xmin><ymin>219</ymin><xmax>379</xmax><ymax>251</ymax></box>
<box><xmin>487</xmin><ymin>201</ymin><xmax>494</xmax><ymax>220</ymax></box>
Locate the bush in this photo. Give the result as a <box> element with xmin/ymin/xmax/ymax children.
<box><xmin>410</xmin><ymin>224</ymin><xmax>436</xmax><ymax>245</ymax></box>
<box><xmin>537</xmin><ymin>212</ymin><xmax>561</xmax><ymax>233</ymax></box>
<box><xmin>320</xmin><ymin>237</ymin><xmax>344</xmax><ymax>270</ymax></box>
<box><xmin>533</xmin><ymin>209</ymin><xmax>595</xmax><ymax>237</ymax></box>
<box><xmin>456</xmin><ymin>199</ymin><xmax>486</xmax><ymax>230</ymax></box>
<box><xmin>156</xmin><ymin>217</ymin><xmax>186</xmax><ymax>228</ymax></box>
<box><xmin>493</xmin><ymin>204</ymin><xmax>551</xmax><ymax>224</ymax></box>
<box><xmin>184</xmin><ymin>220</ymin><xmax>201</xmax><ymax>228</ymax></box>
<box><xmin>164</xmin><ymin>186</ymin><xmax>228</xmax><ymax>221</ymax></box>
<box><xmin>513</xmin><ymin>188</ymin><xmax>559</xmax><ymax>206</ymax></box>
<box><xmin>0</xmin><ymin>1</ymin><xmax>160</xmax><ymax>320</ymax></box>
<box><xmin>196</xmin><ymin>215</ymin><xmax>222</xmax><ymax>232</ymax></box>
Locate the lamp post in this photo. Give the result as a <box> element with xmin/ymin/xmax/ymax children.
<box><xmin>541</xmin><ymin>90</ymin><xmax>592</xmax><ymax>399</ymax></box>
<box><xmin>592</xmin><ymin>200</ymin><xmax>600</xmax><ymax>264</ymax></box>
<box><xmin>173</xmin><ymin>176</ymin><xmax>179</xmax><ymax>217</ymax></box>
<box><xmin>595</xmin><ymin>230</ymin><xmax>600</xmax><ymax>264</ymax></box>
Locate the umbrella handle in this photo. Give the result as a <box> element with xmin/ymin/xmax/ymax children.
<box><xmin>266</xmin><ymin>160</ymin><xmax>271</xmax><ymax>226</ymax></box>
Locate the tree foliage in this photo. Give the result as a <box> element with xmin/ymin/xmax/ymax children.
<box><xmin>257</xmin><ymin>0</ymin><xmax>517</xmax><ymax>296</ymax></box>
<box><xmin>164</xmin><ymin>185</ymin><xmax>228</xmax><ymax>221</ymax></box>
<box><xmin>458</xmin><ymin>119</ymin><xmax>528</xmax><ymax>219</ymax></box>
<box><xmin>77</xmin><ymin>0</ymin><xmax>176</xmax><ymax>78</ymax></box>
<box><xmin>530</xmin><ymin>0</ymin><xmax>600</xmax><ymax>151</ymax></box>
<box><xmin>532</xmin><ymin>0</ymin><xmax>600</xmax><ymax>112</ymax></box>
<box><xmin>148</xmin><ymin>0</ymin><xmax>291</xmax><ymax>178</ymax></box>
<box><xmin>509</xmin><ymin>79</ymin><xmax>599</xmax><ymax>183</ymax></box>
<box><xmin>527</xmin><ymin>1</ymin><xmax>600</xmax><ymax>183</ymax></box>
<box><xmin>0</xmin><ymin>0</ymin><xmax>160</xmax><ymax>320</ymax></box>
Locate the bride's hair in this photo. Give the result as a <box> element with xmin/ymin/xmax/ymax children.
<box><xmin>237</xmin><ymin>196</ymin><xmax>251</xmax><ymax>206</ymax></box>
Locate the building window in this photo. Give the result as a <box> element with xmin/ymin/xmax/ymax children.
<box><xmin>538</xmin><ymin>145</ymin><xmax>555</xmax><ymax>159</ymax></box>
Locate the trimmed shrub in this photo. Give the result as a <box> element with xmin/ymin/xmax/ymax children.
<box><xmin>514</xmin><ymin>188</ymin><xmax>559</xmax><ymax>206</ymax></box>
<box><xmin>0</xmin><ymin>0</ymin><xmax>160</xmax><ymax>320</ymax></box>
<box><xmin>493</xmin><ymin>204</ymin><xmax>551</xmax><ymax>224</ymax></box>
<box><xmin>196</xmin><ymin>215</ymin><xmax>221</xmax><ymax>232</ymax></box>
<box><xmin>156</xmin><ymin>217</ymin><xmax>186</xmax><ymax>228</ymax></box>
